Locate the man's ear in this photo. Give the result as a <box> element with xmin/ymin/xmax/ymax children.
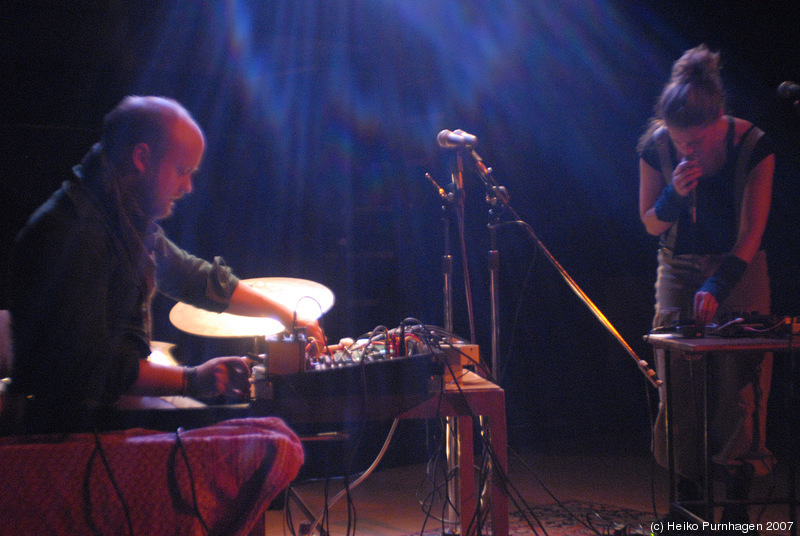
<box><xmin>131</xmin><ymin>142</ymin><xmax>152</xmax><ymax>174</ymax></box>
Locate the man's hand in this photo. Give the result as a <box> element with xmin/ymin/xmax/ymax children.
<box><xmin>191</xmin><ymin>356</ymin><xmax>251</xmax><ymax>400</ymax></box>
<box><xmin>293</xmin><ymin>317</ymin><xmax>325</xmax><ymax>345</ymax></box>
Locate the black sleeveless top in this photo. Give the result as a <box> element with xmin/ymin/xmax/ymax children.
<box><xmin>639</xmin><ymin>118</ymin><xmax>773</xmax><ymax>255</ymax></box>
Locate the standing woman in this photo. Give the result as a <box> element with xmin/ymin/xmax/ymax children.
<box><xmin>638</xmin><ymin>44</ymin><xmax>775</xmax><ymax>523</ymax></box>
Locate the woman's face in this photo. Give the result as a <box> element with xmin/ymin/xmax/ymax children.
<box><xmin>665</xmin><ymin>116</ymin><xmax>725</xmax><ymax>164</ymax></box>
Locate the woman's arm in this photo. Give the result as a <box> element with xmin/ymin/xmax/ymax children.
<box><xmin>639</xmin><ymin>158</ymin><xmax>674</xmax><ymax>236</ymax></box>
<box><xmin>693</xmin><ymin>152</ymin><xmax>774</xmax><ymax>324</ymax></box>
<box><xmin>730</xmin><ymin>153</ymin><xmax>774</xmax><ymax>263</ymax></box>
<box><xmin>639</xmin><ymin>154</ymin><xmax>701</xmax><ymax>236</ymax></box>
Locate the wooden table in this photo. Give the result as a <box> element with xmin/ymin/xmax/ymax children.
<box><xmin>646</xmin><ymin>334</ymin><xmax>798</xmax><ymax>529</ymax></box>
<box><xmin>400</xmin><ymin>370</ymin><xmax>509</xmax><ymax>536</ymax></box>
<box><xmin>108</xmin><ymin>363</ymin><xmax>509</xmax><ymax>536</ymax></box>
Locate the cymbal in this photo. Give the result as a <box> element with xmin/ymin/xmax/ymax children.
<box><xmin>242</xmin><ymin>277</ymin><xmax>335</xmax><ymax>316</ymax></box>
<box><xmin>148</xmin><ymin>341</ymin><xmax>178</xmax><ymax>366</ymax></box>
<box><xmin>169</xmin><ymin>277</ymin><xmax>334</xmax><ymax>338</ymax></box>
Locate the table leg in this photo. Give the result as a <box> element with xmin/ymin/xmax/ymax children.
<box><xmin>458</xmin><ymin>415</ymin><xmax>476</xmax><ymax>535</ymax></box>
<box><xmin>489</xmin><ymin>407</ymin><xmax>508</xmax><ymax>536</ymax></box>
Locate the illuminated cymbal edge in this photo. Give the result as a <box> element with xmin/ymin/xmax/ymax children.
<box><xmin>169</xmin><ymin>305</ymin><xmax>285</xmax><ymax>338</ymax></box>
<box><xmin>242</xmin><ymin>277</ymin><xmax>335</xmax><ymax>315</ymax></box>
<box><xmin>169</xmin><ymin>277</ymin><xmax>334</xmax><ymax>338</ymax></box>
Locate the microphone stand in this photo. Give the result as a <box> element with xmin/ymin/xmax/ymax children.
<box><xmin>426</xmin><ymin>173</ymin><xmax>455</xmax><ymax>334</ymax></box>
<box><xmin>488</xmin><ymin>194</ymin><xmax>503</xmax><ymax>383</ymax></box>
<box><xmin>466</xmin><ymin>149</ymin><xmax>661</xmax><ymax>389</ymax></box>
<box><xmin>425</xmin><ymin>172</ymin><xmax>461</xmax><ymax>533</ymax></box>
<box><xmin>454</xmin><ymin>149</ymin><xmax>477</xmax><ymax>343</ymax></box>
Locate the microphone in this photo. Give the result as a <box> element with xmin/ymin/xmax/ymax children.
<box><xmin>777</xmin><ymin>81</ymin><xmax>800</xmax><ymax>100</ymax></box>
<box><xmin>437</xmin><ymin>129</ymin><xmax>478</xmax><ymax>149</ymax></box>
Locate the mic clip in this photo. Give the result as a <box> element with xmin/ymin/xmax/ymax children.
<box><xmin>486</xmin><ymin>185</ymin><xmax>509</xmax><ymax>206</ymax></box>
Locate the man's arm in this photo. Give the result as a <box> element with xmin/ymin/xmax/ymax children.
<box><xmin>129</xmin><ymin>356</ymin><xmax>250</xmax><ymax>400</ymax></box>
<box><xmin>225</xmin><ymin>283</ymin><xmax>325</xmax><ymax>343</ymax></box>
<box><xmin>153</xmin><ymin>229</ymin><xmax>325</xmax><ymax>343</ymax></box>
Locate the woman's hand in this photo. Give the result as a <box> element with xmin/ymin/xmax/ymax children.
<box><xmin>693</xmin><ymin>290</ymin><xmax>719</xmax><ymax>327</ymax></box>
<box><xmin>671</xmin><ymin>156</ymin><xmax>702</xmax><ymax>197</ymax></box>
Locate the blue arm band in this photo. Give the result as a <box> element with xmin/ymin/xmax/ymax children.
<box><xmin>653</xmin><ymin>183</ymin><xmax>684</xmax><ymax>223</ymax></box>
<box><xmin>698</xmin><ymin>255</ymin><xmax>748</xmax><ymax>305</ymax></box>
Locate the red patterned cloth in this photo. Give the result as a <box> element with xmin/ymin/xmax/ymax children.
<box><xmin>0</xmin><ymin>417</ymin><xmax>303</xmax><ymax>536</ymax></box>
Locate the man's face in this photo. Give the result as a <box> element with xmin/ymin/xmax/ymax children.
<box><xmin>138</xmin><ymin>117</ymin><xmax>205</xmax><ymax>219</ymax></box>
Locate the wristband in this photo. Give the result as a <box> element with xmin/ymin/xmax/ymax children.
<box><xmin>653</xmin><ymin>183</ymin><xmax>684</xmax><ymax>223</ymax></box>
<box><xmin>183</xmin><ymin>366</ymin><xmax>199</xmax><ymax>398</ymax></box>
<box><xmin>698</xmin><ymin>255</ymin><xmax>748</xmax><ymax>305</ymax></box>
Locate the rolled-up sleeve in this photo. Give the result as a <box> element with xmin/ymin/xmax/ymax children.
<box><xmin>151</xmin><ymin>227</ymin><xmax>240</xmax><ymax>312</ymax></box>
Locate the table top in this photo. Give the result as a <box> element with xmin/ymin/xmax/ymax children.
<box><xmin>645</xmin><ymin>333</ymin><xmax>799</xmax><ymax>353</ymax></box>
<box><xmin>442</xmin><ymin>370</ymin><xmax>503</xmax><ymax>392</ymax></box>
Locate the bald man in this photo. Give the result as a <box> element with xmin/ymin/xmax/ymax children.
<box><xmin>7</xmin><ymin>96</ymin><xmax>321</xmax><ymax>434</ymax></box>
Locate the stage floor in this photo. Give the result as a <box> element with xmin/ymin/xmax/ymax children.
<box><xmin>262</xmin><ymin>425</ymin><xmax>798</xmax><ymax>536</ymax></box>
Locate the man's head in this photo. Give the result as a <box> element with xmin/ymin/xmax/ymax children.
<box><xmin>102</xmin><ymin>96</ymin><xmax>205</xmax><ymax>219</ymax></box>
